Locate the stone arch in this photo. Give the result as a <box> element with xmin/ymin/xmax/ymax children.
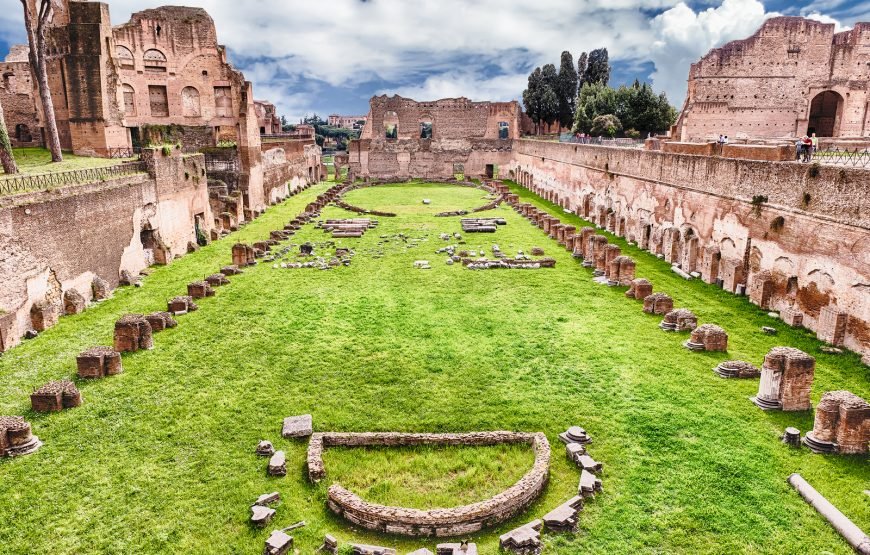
<box><xmin>773</xmin><ymin>256</ymin><xmax>795</xmax><ymax>275</ymax></box>
<box><xmin>419</xmin><ymin>114</ymin><xmax>433</xmax><ymax>139</ymax></box>
<box><xmin>121</xmin><ymin>84</ymin><xmax>136</xmax><ymax>116</ymax></box>
<box><xmin>384</xmin><ymin>111</ymin><xmax>399</xmax><ymax>139</ymax></box>
<box><xmin>807</xmin><ymin>269</ymin><xmax>835</xmax><ymax>290</ymax></box>
<box><xmin>143</xmin><ymin>49</ymin><xmax>167</xmax><ymax>73</ymax></box>
<box><xmin>181</xmin><ymin>86</ymin><xmax>201</xmax><ymax>117</ymax></box>
<box><xmin>116</xmin><ymin>45</ymin><xmax>134</xmax><ymax>69</ymax></box>
<box><xmin>807</xmin><ymin>90</ymin><xmax>843</xmax><ymax>137</ymax></box>
<box><xmin>680</xmin><ymin>226</ymin><xmax>700</xmax><ymax>272</ymax></box>
<box><xmin>719</xmin><ymin>237</ymin><xmax>739</xmax><ymax>259</ymax></box>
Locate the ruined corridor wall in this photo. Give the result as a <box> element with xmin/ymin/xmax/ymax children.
<box><xmin>509</xmin><ymin>140</ymin><xmax>870</xmax><ymax>357</ymax></box>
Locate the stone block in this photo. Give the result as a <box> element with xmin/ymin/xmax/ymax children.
<box><xmin>76</xmin><ymin>346</ymin><xmax>123</xmax><ymax>378</ymax></box>
<box><xmin>804</xmin><ymin>391</ymin><xmax>869</xmax><ymax>455</ymax></box>
<box><xmin>251</xmin><ymin>505</ymin><xmax>275</xmax><ymax>527</ymax></box>
<box><xmin>91</xmin><ymin>276</ymin><xmax>111</xmax><ymax>301</ymax></box>
<box><xmin>268</xmin><ymin>451</ymin><xmax>286</xmax><ymax>476</ymax></box>
<box><xmin>817</xmin><ymin>306</ymin><xmax>847</xmax><ymax>346</ymax></box>
<box><xmin>643</xmin><ymin>293</ymin><xmax>674</xmax><ymax>315</ymax></box>
<box><xmin>608</xmin><ymin>255</ymin><xmax>636</xmax><ymax>286</ymax></box>
<box><xmin>31</xmin><ymin>380</ymin><xmax>80</xmax><ymax>412</ymax></box>
<box><xmin>542</xmin><ymin>496</ymin><xmax>584</xmax><ymax>532</ymax></box>
<box><xmin>625</xmin><ymin>278</ymin><xmax>652</xmax><ymax>300</ymax></box>
<box><xmin>30</xmin><ymin>300</ymin><xmax>59</xmax><ymax>332</ymax></box>
<box><xmin>684</xmin><ymin>324</ymin><xmax>728</xmax><ymax>352</ymax></box>
<box><xmin>63</xmin><ymin>289</ymin><xmax>87</xmax><ymax>315</ymax></box>
<box><xmin>282</xmin><ymin>414</ymin><xmax>313</xmax><ymax>438</ymax></box>
<box><xmin>167</xmin><ymin>296</ymin><xmax>198</xmax><ymax>314</ymax></box>
<box><xmin>752</xmin><ymin>347</ymin><xmax>815</xmax><ymax>411</ymax></box>
<box><xmin>113</xmin><ymin>315</ymin><xmax>154</xmax><ymax>352</ymax></box>
<box><xmin>263</xmin><ymin>530</ymin><xmax>293</xmax><ymax>555</ymax></box>
<box><xmin>256</xmin><ymin>440</ymin><xmax>275</xmax><ymax>457</ymax></box>
<box><xmin>187</xmin><ymin>281</ymin><xmax>214</xmax><ymax>299</ymax></box>
<box><xmin>0</xmin><ymin>416</ymin><xmax>42</xmax><ymax>457</ymax></box>
<box><xmin>499</xmin><ymin>520</ymin><xmax>542</xmax><ymax>554</ymax></box>
<box><xmin>578</xmin><ymin>469</ymin><xmax>603</xmax><ymax>497</ymax></box>
<box><xmin>780</xmin><ymin>307</ymin><xmax>804</xmax><ymax>328</ymax></box>
<box><xmin>660</xmin><ymin>309</ymin><xmax>697</xmax><ymax>332</ymax></box>
<box><xmin>232</xmin><ymin>243</ymin><xmax>256</xmax><ymax>267</ymax></box>
<box><xmin>145</xmin><ymin>312</ymin><xmax>177</xmax><ymax>332</ymax></box>
<box><xmin>220</xmin><ymin>265</ymin><xmax>242</xmax><ymax>276</ymax></box>
<box><xmin>713</xmin><ymin>360</ymin><xmax>760</xmax><ymax>379</ymax></box>
<box><xmin>205</xmin><ymin>273</ymin><xmax>230</xmax><ymax>287</ymax></box>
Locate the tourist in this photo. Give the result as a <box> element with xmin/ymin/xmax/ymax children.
<box><xmin>811</xmin><ymin>133</ymin><xmax>819</xmax><ymax>158</ymax></box>
<box><xmin>795</xmin><ymin>137</ymin><xmax>803</xmax><ymax>161</ymax></box>
<box><xmin>717</xmin><ymin>134</ymin><xmax>725</xmax><ymax>145</ymax></box>
<box><xmin>800</xmin><ymin>135</ymin><xmax>813</xmax><ymax>162</ymax></box>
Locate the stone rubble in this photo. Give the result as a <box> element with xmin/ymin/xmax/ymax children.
<box><xmin>659</xmin><ymin>309</ymin><xmax>698</xmax><ymax>332</ymax></box>
<box><xmin>282</xmin><ymin>414</ymin><xmax>313</xmax><ymax>438</ymax></box>
<box><xmin>167</xmin><ymin>295</ymin><xmax>199</xmax><ymax>315</ymax></box>
<box><xmin>30</xmin><ymin>379</ymin><xmax>81</xmax><ymax>412</ymax></box>
<box><xmin>268</xmin><ymin>451</ymin><xmax>287</xmax><ymax>476</ymax></box>
<box><xmin>76</xmin><ymin>346</ymin><xmax>123</xmax><ymax>379</ymax></box>
<box><xmin>263</xmin><ymin>530</ymin><xmax>293</xmax><ymax>555</ymax></box>
<box><xmin>499</xmin><ymin>519</ymin><xmax>542</xmax><ymax>555</ymax></box>
<box><xmin>542</xmin><ymin>496</ymin><xmax>584</xmax><ymax>532</ymax></box>
<box><xmin>113</xmin><ymin>314</ymin><xmax>154</xmax><ymax>352</ymax></box>
<box><xmin>643</xmin><ymin>293</ymin><xmax>674</xmax><ymax>316</ymax></box>
<box><xmin>684</xmin><ymin>324</ymin><xmax>728</xmax><ymax>352</ymax></box>
<box><xmin>714</xmin><ymin>360</ymin><xmax>761</xmax><ymax>379</ymax></box>
<box><xmin>803</xmin><ymin>391</ymin><xmax>869</xmax><ymax>455</ymax></box>
<box><xmin>0</xmin><ymin>416</ymin><xmax>42</xmax><ymax>457</ymax></box>
<box><xmin>256</xmin><ymin>440</ymin><xmax>275</xmax><ymax>457</ymax></box>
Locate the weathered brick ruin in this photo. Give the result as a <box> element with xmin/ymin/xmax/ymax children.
<box><xmin>0</xmin><ymin>46</ymin><xmax>42</xmax><ymax>147</ymax></box>
<box><xmin>660</xmin><ymin>309</ymin><xmax>698</xmax><ymax>332</ymax></box>
<box><xmin>76</xmin><ymin>346</ymin><xmax>123</xmax><ymax>379</ymax></box>
<box><xmin>510</xmin><ymin>139</ymin><xmax>870</xmax><ymax>360</ymax></box>
<box><xmin>306</xmin><ymin>432</ymin><xmax>550</xmax><ymax>537</ymax></box>
<box><xmin>684</xmin><ymin>324</ymin><xmax>728</xmax><ymax>352</ymax></box>
<box><xmin>0</xmin><ymin>416</ymin><xmax>41</xmax><ymax>457</ymax></box>
<box><xmin>113</xmin><ymin>314</ymin><xmax>154</xmax><ymax>353</ymax></box>
<box><xmin>674</xmin><ymin>17</ymin><xmax>870</xmax><ymax>141</ymax></box>
<box><xmin>30</xmin><ymin>379</ymin><xmax>81</xmax><ymax>412</ymax></box>
<box><xmin>803</xmin><ymin>391</ymin><xmax>869</xmax><ymax>455</ymax></box>
<box><xmin>349</xmin><ymin>96</ymin><xmax>519</xmax><ymax>180</ymax></box>
<box><xmin>752</xmin><ymin>347</ymin><xmax>816</xmax><ymax>411</ymax></box>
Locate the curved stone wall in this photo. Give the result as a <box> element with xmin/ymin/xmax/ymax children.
<box><xmin>307</xmin><ymin>431</ymin><xmax>550</xmax><ymax>537</ymax></box>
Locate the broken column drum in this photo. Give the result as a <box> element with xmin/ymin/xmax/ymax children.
<box><xmin>76</xmin><ymin>346</ymin><xmax>123</xmax><ymax>378</ymax></box>
<box><xmin>113</xmin><ymin>315</ymin><xmax>154</xmax><ymax>352</ymax></box>
<box><xmin>660</xmin><ymin>309</ymin><xmax>698</xmax><ymax>332</ymax></box>
<box><xmin>803</xmin><ymin>391</ymin><xmax>869</xmax><ymax>454</ymax></box>
<box><xmin>684</xmin><ymin>324</ymin><xmax>728</xmax><ymax>352</ymax></box>
<box><xmin>625</xmin><ymin>278</ymin><xmax>653</xmax><ymax>300</ymax></box>
<box><xmin>643</xmin><ymin>293</ymin><xmax>674</xmax><ymax>315</ymax></box>
<box><xmin>0</xmin><ymin>416</ymin><xmax>42</xmax><ymax>457</ymax></box>
<box><xmin>752</xmin><ymin>347</ymin><xmax>815</xmax><ymax>411</ymax></box>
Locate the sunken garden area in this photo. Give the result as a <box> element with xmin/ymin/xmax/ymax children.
<box><xmin>0</xmin><ymin>178</ymin><xmax>867</xmax><ymax>554</ymax></box>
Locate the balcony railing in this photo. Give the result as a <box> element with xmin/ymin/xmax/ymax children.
<box><xmin>0</xmin><ymin>161</ymin><xmax>147</xmax><ymax>196</ymax></box>
<box><xmin>811</xmin><ymin>147</ymin><xmax>870</xmax><ymax>168</ymax></box>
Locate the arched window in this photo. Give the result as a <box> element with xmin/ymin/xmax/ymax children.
<box><xmin>15</xmin><ymin>124</ymin><xmax>32</xmax><ymax>142</ymax></box>
<box><xmin>419</xmin><ymin>119</ymin><xmax>433</xmax><ymax>139</ymax></box>
<box><xmin>121</xmin><ymin>84</ymin><xmax>136</xmax><ymax>116</ymax></box>
<box><xmin>214</xmin><ymin>86</ymin><xmax>232</xmax><ymax>117</ymax></box>
<box><xmin>143</xmin><ymin>49</ymin><xmax>167</xmax><ymax>73</ymax></box>
<box><xmin>181</xmin><ymin>86</ymin><xmax>201</xmax><ymax>117</ymax></box>
<box><xmin>384</xmin><ymin>111</ymin><xmax>398</xmax><ymax>139</ymax></box>
<box><xmin>116</xmin><ymin>45</ymin><xmax>134</xmax><ymax>70</ymax></box>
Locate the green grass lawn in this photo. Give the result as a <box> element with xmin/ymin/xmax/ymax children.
<box><xmin>0</xmin><ymin>180</ymin><xmax>867</xmax><ymax>554</ymax></box>
<box><xmin>1</xmin><ymin>147</ymin><xmax>134</xmax><ymax>176</ymax></box>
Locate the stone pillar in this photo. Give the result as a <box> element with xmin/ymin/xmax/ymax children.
<box><xmin>700</xmin><ymin>246</ymin><xmax>721</xmax><ymax>285</ymax></box>
<box><xmin>232</xmin><ymin>243</ymin><xmax>256</xmax><ymax>267</ymax></box>
<box><xmin>603</xmin><ymin>245</ymin><xmax>622</xmax><ymax>279</ymax></box>
<box><xmin>781</xmin><ymin>307</ymin><xmax>804</xmax><ymax>328</ymax></box>
<box><xmin>817</xmin><ymin>306</ymin><xmax>847</xmax><ymax>346</ymax></box>
<box><xmin>643</xmin><ymin>293</ymin><xmax>674</xmax><ymax>315</ymax></box>
<box><xmin>626</xmin><ymin>278</ymin><xmax>653</xmax><ymax>300</ymax></box>
<box><xmin>684</xmin><ymin>324</ymin><xmax>728</xmax><ymax>352</ymax></box>
<box><xmin>752</xmin><ymin>347</ymin><xmax>815</xmax><ymax>411</ymax></box>
<box><xmin>113</xmin><ymin>315</ymin><xmax>154</xmax><ymax>353</ymax></box>
<box><xmin>748</xmin><ymin>271</ymin><xmax>775</xmax><ymax>309</ymax></box>
<box><xmin>562</xmin><ymin>226</ymin><xmax>576</xmax><ymax>250</ymax></box>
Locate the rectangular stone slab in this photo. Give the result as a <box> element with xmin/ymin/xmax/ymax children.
<box><xmin>282</xmin><ymin>414</ymin><xmax>313</xmax><ymax>438</ymax></box>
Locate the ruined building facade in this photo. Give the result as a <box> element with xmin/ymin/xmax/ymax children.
<box><xmin>3</xmin><ymin>1</ymin><xmax>321</xmax><ymax>212</ymax></box>
<box><xmin>349</xmin><ymin>96</ymin><xmax>519</xmax><ymax>179</ymax></box>
<box><xmin>674</xmin><ymin>17</ymin><xmax>870</xmax><ymax>141</ymax></box>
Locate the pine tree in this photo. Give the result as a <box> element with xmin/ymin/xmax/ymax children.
<box><xmin>556</xmin><ymin>51</ymin><xmax>578</xmax><ymax>129</ymax></box>
<box><xmin>21</xmin><ymin>0</ymin><xmax>63</xmax><ymax>162</ymax></box>
<box><xmin>577</xmin><ymin>52</ymin><xmax>588</xmax><ymax>90</ymax></box>
<box><xmin>584</xmin><ymin>48</ymin><xmax>611</xmax><ymax>87</ymax></box>
<box><xmin>539</xmin><ymin>64</ymin><xmax>560</xmax><ymax>128</ymax></box>
<box><xmin>522</xmin><ymin>67</ymin><xmax>543</xmax><ymax>135</ymax></box>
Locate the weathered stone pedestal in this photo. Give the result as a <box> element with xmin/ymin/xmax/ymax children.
<box><xmin>608</xmin><ymin>256</ymin><xmax>636</xmax><ymax>286</ymax></box>
<box><xmin>0</xmin><ymin>416</ymin><xmax>42</xmax><ymax>457</ymax></box>
<box><xmin>660</xmin><ymin>309</ymin><xmax>697</xmax><ymax>332</ymax></box>
<box><xmin>751</xmin><ymin>347</ymin><xmax>815</xmax><ymax>411</ymax></box>
<box><xmin>167</xmin><ymin>296</ymin><xmax>198</xmax><ymax>315</ymax></box>
<box><xmin>31</xmin><ymin>380</ymin><xmax>81</xmax><ymax>412</ymax></box>
<box><xmin>232</xmin><ymin>243</ymin><xmax>256</xmax><ymax>267</ymax></box>
<box><xmin>643</xmin><ymin>293</ymin><xmax>674</xmax><ymax>315</ymax></box>
<box><xmin>782</xmin><ymin>427</ymin><xmax>802</xmax><ymax>447</ymax></box>
<box><xmin>113</xmin><ymin>315</ymin><xmax>154</xmax><ymax>352</ymax></box>
<box><xmin>714</xmin><ymin>360</ymin><xmax>760</xmax><ymax>379</ymax></box>
<box><xmin>803</xmin><ymin>391</ymin><xmax>869</xmax><ymax>455</ymax></box>
<box><xmin>77</xmin><ymin>346</ymin><xmax>123</xmax><ymax>378</ymax></box>
<box><xmin>625</xmin><ymin>278</ymin><xmax>653</xmax><ymax>300</ymax></box>
<box><xmin>558</xmin><ymin>426</ymin><xmax>592</xmax><ymax>445</ymax></box>
<box><xmin>187</xmin><ymin>281</ymin><xmax>215</xmax><ymax>299</ymax></box>
<box><xmin>684</xmin><ymin>324</ymin><xmax>728</xmax><ymax>352</ymax></box>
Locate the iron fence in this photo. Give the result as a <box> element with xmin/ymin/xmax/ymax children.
<box><xmin>0</xmin><ymin>161</ymin><xmax>147</xmax><ymax>196</ymax></box>
<box><xmin>559</xmin><ymin>134</ymin><xmax>646</xmax><ymax>148</ymax></box>
<box><xmin>811</xmin><ymin>147</ymin><xmax>870</xmax><ymax>168</ymax></box>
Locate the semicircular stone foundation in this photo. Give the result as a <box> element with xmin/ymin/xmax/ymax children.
<box><xmin>307</xmin><ymin>431</ymin><xmax>550</xmax><ymax>537</ymax></box>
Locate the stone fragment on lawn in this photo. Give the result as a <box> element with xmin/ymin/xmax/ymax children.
<box><xmin>643</xmin><ymin>293</ymin><xmax>674</xmax><ymax>315</ymax></box>
<box><xmin>251</xmin><ymin>504</ymin><xmax>276</xmax><ymax>527</ymax></box>
<box><xmin>542</xmin><ymin>496</ymin><xmax>584</xmax><ymax>532</ymax></box>
<box><xmin>282</xmin><ymin>414</ymin><xmax>313</xmax><ymax>438</ymax></box>
<box><xmin>752</xmin><ymin>347</ymin><xmax>815</xmax><ymax>411</ymax></box>
<box><xmin>684</xmin><ymin>324</ymin><xmax>728</xmax><ymax>352</ymax></box>
<box><xmin>499</xmin><ymin>519</ymin><xmax>542</xmax><ymax>554</ymax></box>
<box><xmin>659</xmin><ymin>309</ymin><xmax>698</xmax><ymax>332</ymax></box>
<box><xmin>782</xmin><ymin>427</ymin><xmax>801</xmax><ymax>447</ymax></box>
<box><xmin>91</xmin><ymin>276</ymin><xmax>111</xmax><ymax>300</ymax></box>
<box><xmin>256</xmin><ymin>440</ymin><xmax>275</xmax><ymax>457</ymax></box>
<box><xmin>578</xmin><ymin>469</ymin><xmax>603</xmax><ymax>497</ymax></box>
<box><xmin>268</xmin><ymin>451</ymin><xmax>287</xmax><ymax>476</ymax></box>
<box><xmin>0</xmin><ymin>416</ymin><xmax>42</xmax><ymax>457</ymax></box>
<box><xmin>255</xmin><ymin>492</ymin><xmax>280</xmax><ymax>506</ymax></box>
<box><xmin>145</xmin><ymin>311</ymin><xmax>177</xmax><ymax>332</ymax></box>
<box><xmin>167</xmin><ymin>295</ymin><xmax>198</xmax><ymax>315</ymax></box>
<box><xmin>205</xmin><ymin>273</ymin><xmax>230</xmax><ymax>287</ymax></box>
<box><xmin>436</xmin><ymin>543</ymin><xmax>477</xmax><ymax>555</ymax></box>
<box><xmin>559</xmin><ymin>426</ymin><xmax>592</xmax><ymax>445</ymax></box>
<box><xmin>714</xmin><ymin>360</ymin><xmax>760</xmax><ymax>379</ymax></box>
<box><xmin>113</xmin><ymin>314</ymin><xmax>153</xmax><ymax>352</ymax></box>
<box><xmin>577</xmin><ymin>454</ymin><xmax>603</xmax><ymax>474</ymax></box>
<box><xmin>352</xmin><ymin>544</ymin><xmax>397</xmax><ymax>555</ymax></box>
<box><xmin>63</xmin><ymin>288</ymin><xmax>86</xmax><ymax>315</ymax></box>
<box><xmin>31</xmin><ymin>380</ymin><xmax>81</xmax><ymax>412</ymax></box>
<box><xmin>77</xmin><ymin>346</ymin><xmax>123</xmax><ymax>378</ymax></box>
<box><xmin>803</xmin><ymin>390</ymin><xmax>869</xmax><ymax>455</ymax></box>
<box><xmin>531</xmin><ymin>247</ymin><xmax>545</xmax><ymax>256</ymax></box>
<box><xmin>762</xmin><ymin>326</ymin><xmax>778</xmax><ymax>335</ymax></box>
<box><xmin>321</xmin><ymin>534</ymin><xmax>339</xmax><ymax>554</ymax></box>
<box><xmin>187</xmin><ymin>281</ymin><xmax>215</xmax><ymax>299</ymax></box>
<box><xmin>263</xmin><ymin>530</ymin><xmax>293</xmax><ymax>555</ymax></box>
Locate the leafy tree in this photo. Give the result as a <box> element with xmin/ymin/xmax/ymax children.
<box><xmin>573</xmin><ymin>82</ymin><xmax>617</xmax><ymax>133</ymax></box>
<box><xmin>522</xmin><ymin>67</ymin><xmax>543</xmax><ymax>134</ymax></box>
<box><xmin>574</xmin><ymin>80</ymin><xmax>677</xmax><ymax>136</ymax></box>
<box><xmin>584</xmin><ymin>48</ymin><xmax>611</xmax><ymax>87</ymax></box>
<box><xmin>20</xmin><ymin>0</ymin><xmax>62</xmax><ymax>162</ymax></box>
<box><xmin>556</xmin><ymin>51</ymin><xmax>578</xmax><ymax>128</ymax></box>
<box><xmin>0</xmin><ymin>98</ymin><xmax>19</xmax><ymax>174</ymax></box>
<box><xmin>539</xmin><ymin>64</ymin><xmax>560</xmax><ymax>128</ymax></box>
<box><xmin>590</xmin><ymin>114</ymin><xmax>622</xmax><ymax>137</ymax></box>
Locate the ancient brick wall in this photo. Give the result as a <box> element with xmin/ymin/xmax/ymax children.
<box><xmin>0</xmin><ymin>150</ymin><xmax>213</xmax><ymax>352</ymax></box>
<box><xmin>0</xmin><ymin>55</ymin><xmax>43</xmax><ymax>148</ymax></box>
<box><xmin>350</xmin><ymin>95</ymin><xmax>518</xmax><ymax>180</ymax></box>
<box><xmin>510</xmin><ymin>140</ymin><xmax>870</xmax><ymax>357</ymax></box>
<box><xmin>675</xmin><ymin>17</ymin><xmax>870</xmax><ymax>141</ymax></box>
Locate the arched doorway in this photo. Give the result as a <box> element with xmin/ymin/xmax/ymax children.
<box><xmin>807</xmin><ymin>91</ymin><xmax>843</xmax><ymax>137</ymax></box>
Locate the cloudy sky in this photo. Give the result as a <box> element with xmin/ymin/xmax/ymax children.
<box><xmin>1</xmin><ymin>0</ymin><xmax>865</xmax><ymax>122</ymax></box>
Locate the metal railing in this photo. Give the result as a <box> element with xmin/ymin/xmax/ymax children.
<box><xmin>0</xmin><ymin>161</ymin><xmax>147</xmax><ymax>196</ymax></box>
<box><xmin>558</xmin><ymin>134</ymin><xmax>646</xmax><ymax>148</ymax></box>
<box><xmin>811</xmin><ymin>147</ymin><xmax>870</xmax><ymax>168</ymax></box>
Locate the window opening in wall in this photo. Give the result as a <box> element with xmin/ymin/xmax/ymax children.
<box><xmin>155</xmin><ymin>24</ymin><xmax>162</xmax><ymax>37</ymax></box>
<box><xmin>453</xmin><ymin>163</ymin><xmax>465</xmax><ymax>181</ymax></box>
<box><xmin>498</xmin><ymin>121</ymin><xmax>510</xmax><ymax>139</ymax></box>
<box><xmin>116</xmin><ymin>45</ymin><xmax>135</xmax><ymax>70</ymax></box>
<box><xmin>194</xmin><ymin>213</ymin><xmax>207</xmax><ymax>246</ymax></box>
<box><xmin>181</xmin><ymin>86</ymin><xmax>201</xmax><ymax>117</ymax></box>
<box><xmin>214</xmin><ymin>86</ymin><xmax>232</xmax><ymax>117</ymax></box>
<box><xmin>144</xmin><ymin>49</ymin><xmax>167</xmax><ymax>73</ymax></box>
<box><xmin>148</xmin><ymin>85</ymin><xmax>168</xmax><ymax>117</ymax></box>
<box><xmin>384</xmin><ymin>111</ymin><xmax>399</xmax><ymax>140</ymax></box>
<box><xmin>122</xmin><ymin>84</ymin><xmax>136</xmax><ymax>116</ymax></box>
<box><xmin>15</xmin><ymin>124</ymin><xmax>32</xmax><ymax>142</ymax></box>
<box><xmin>420</xmin><ymin>121</ymin><xmax>432</xmax><ymax>139</ymax></box>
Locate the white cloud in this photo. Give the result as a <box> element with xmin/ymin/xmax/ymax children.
<box><xmin>648</xmin><ymin>0</ymin><xmax>781</xmax><ymax>106</ymax></box>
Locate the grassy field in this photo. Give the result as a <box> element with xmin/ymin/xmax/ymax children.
<box><xmin>0</xmin><ymin>147</ymin><xmax>134</xmax><ymax>176</ymax></box>
<box><xmin>0</xmin><ymin>180</ymin><xmax>867</xmax><ymax>554</ymax></box>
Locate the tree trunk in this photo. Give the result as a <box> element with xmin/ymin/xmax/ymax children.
<box><xmin>22</xmin><ymin>0</ymin><xmax>63</xmax><ymax>162</ymax></box>
<box><xmin>0</xmin><ymin>98</ymin><xmax>19</xmax><ymax>174</ymax></box>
